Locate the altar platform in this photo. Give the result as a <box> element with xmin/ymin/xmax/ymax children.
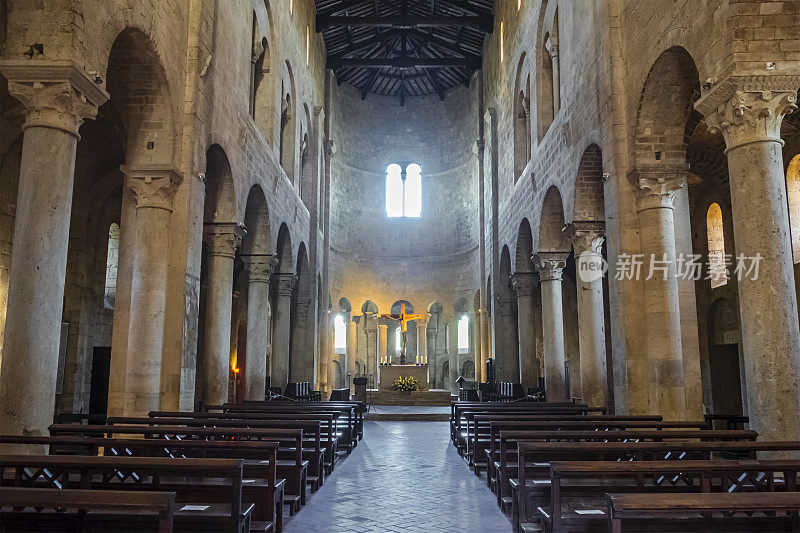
<box><xmin>378</xmin><ymin>363</ymin><xmax>429</xmax><ymax>391</ymax></box>
<box><xmin>366</xmin><ymin>389</ymin><xmax>454</xmax><ymax>406</ymax></box>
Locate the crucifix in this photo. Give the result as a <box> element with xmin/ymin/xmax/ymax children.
<box><xmin>379</xmin><ymin>302</ymin><xmax>425</xmax><ymax>364</ymax></box>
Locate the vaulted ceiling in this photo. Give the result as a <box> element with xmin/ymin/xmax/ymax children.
<box><xmin>315</xmin><ymin>0</ymin><xmax>494</xmax><ymax>103</ymax></box>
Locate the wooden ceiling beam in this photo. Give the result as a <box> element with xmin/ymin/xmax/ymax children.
<box><xmin>317</xmin><ymin>15</ymin><xmax>492</xmax><ymax>31</ymax></box>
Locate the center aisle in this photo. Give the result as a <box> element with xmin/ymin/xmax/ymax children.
<box><xmin>284</xmin><ymin>420</ymin><xmax>510</xmax><ymax>532</ymax></box>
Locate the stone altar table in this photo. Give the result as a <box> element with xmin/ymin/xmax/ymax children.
<box><xmin>378</xmin><ymin>364</ymin><xmax>429</xmax><ymax>391</ymax></box>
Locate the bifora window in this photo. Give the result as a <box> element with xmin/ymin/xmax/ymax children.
<box><xmin>386</xmin><ymin>163</ymin><xmax>421</xmax><ymax>218</ymax></box>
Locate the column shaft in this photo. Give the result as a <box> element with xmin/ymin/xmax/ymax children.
<box><xmin>699</xmin><ymin>87</ymin><xmax>800</xmax><ymax>442</ymax></box>
<box><xmin>568</xmin><ymin>223</ymin><xmax>608</xmax><ymax>408</ymax></box>
<box><xmin>0</xmin><ymin>64</ymin><xmax>107</xmax><ymax>438</ymax></box>
<box><xmin>243</xmin><ymin>255</ymin><xmax>277</xmax><ymax>400</ymax></box>
<box><xmin>202</xmin><ymin>225</ymin><xmax>243</xmax><ymax>406</ymax></box>
<box><xmin>378</xmin><ymin>324</ymin><xmax>388</xmax><ymax>364</ymax></box>
<box><xmin>536</xmin><ymin>253</ymin><xmax>568</xmax><ymax>402</ymax></box>
<box><xmin>346</xmin><ymin>320</ymin><xmax>357</xmax><ymax>385</ymax></box>
<box><xmin>271</xmin><ymin>273</ymin><xmax>295</xmax><ymax>393</ymax></box>
<box><xmin>513</xmin><ymin>272</ymin><xmax>537</xmax><ymax>388</ymax></box>
<box><xmin>636</xmin><ymin>174</ymin><xmax>686</xmax><ymax>419</ymax></box>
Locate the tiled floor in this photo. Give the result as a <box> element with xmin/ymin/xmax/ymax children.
<box><xmin>283</xmin><ymin>421</ymin><xmax>511</xmax><ymax>532</ymax></box>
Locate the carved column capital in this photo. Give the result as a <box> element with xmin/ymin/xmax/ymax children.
<box><xmin>630</xmin><ymin>165</ymin><xmax>686</xmax><ymax>210</ymax></box>
<box><xmin>121</xmin><ymin>165</ymin><xmax>183</xmax><ymax>211</ymax></box>
<box><xmin>511</xmin><ymin>271</ymin><xmax>538</xmax><ymax>297</ymax></box>
<box><xmin>534</xmin><ymin>252</ymin><xmax>569</xmax><ymax>282</ymax></box>
<box><xmin>699</xmin><ymin>85</ymin><xmax>798</xmax><ymax>152</ymax></box>
<box><xmin>1</xmin><ymin>60</ymin><xmax>109</xmax><ymax>138</ymax></box>
<box><xmin>273</xmin><ymin>272</ymin><xmax>297</xmax><ymax>296</ymax></box>
<box><xmin>243</xmin><ymin>254</ymin><xmax>279</xmax><ymax>283</ymax></box>
<box><xmin>203</xmin><ymin>223</ymin><xmax>245</xmax><ymax>259</ymax></box>
<box><xmin>565</xmin><ymin>221</ymin><xmax>605</xmax><ymax>255</ymax></box>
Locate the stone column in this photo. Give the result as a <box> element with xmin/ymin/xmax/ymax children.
<box><xmin>634</xmin><ymin>169</ymin><xmax>686</xmax><ymax>419</ymax></box>
<box><xmin>512</xmin><ymin>272</ymin><xmax>538</xmax><ymax>388</ymax></box>
<box><xmin>121</xmin><ymin>165</ymin><xmax>182</xmax><ymax>415</ymax></box>
<box><xmin>378</xmin><ymin>324</ymin><xmax>388</xmax><ymax>365</ymax></box>
<box><xmin>417</xmin><ymin>320</ymin><xmax>428</xmax><ymax>365</ymax></box>
<box><xmin>479</xmin><ymin>308</ymin><xmax>491</xmax><ymax>382</ymax></box>
<box><xmin>0</xmin><ymin>61</ymin><xmax>107</xmax><ymax>437</ymax></box>
<box><xmin>346</xmin><ymin>319</ymin><xmax>357</xmax><ymax>382</ymax></box>
<box><xmin>202</xmin><ymin>223</ymin><xmax>245</xmax><ymax>406</ymax></box>
<box><xmin>271</xmin><ymin>272</ymin><xmax>295</xmax><ymax>393</ymax></box>
<box><xmin>545</xmin><ymin>39</ymin><xmax>560</xmax><ymax>112</ymax></box>
<box><xmin>242</xmin><ymin>254</ymin><xmax>278</xmax><ymax>400</ymax></box>
<box><xmin>567</xmin><ymin>221</ymin><xmax>608</xmax><ymax>409</ymax></box>
<box><xmin>697</xmin><ymin>82</ymin><xmax>800</xmax><ymax>442</ymax></box>
<box><xmin>447</xmin><ymin>320</ymin><xmax>458</xmax><ymax>392</ymax></box>
<box><xmin>535</xmin><ymin>252</ymin><xmax>569</xmax><ymax>402</ymax></box>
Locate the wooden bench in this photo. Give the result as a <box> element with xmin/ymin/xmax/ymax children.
<box><xmin>468</xmin><ymin>415</ymin><xmax>664</xmax><ymax>470</ymax></box>
<box><xmin>528</xmin><ymin>459</ymin><xmax>800</xmax><ymax>533</ymax></box>
<box><xmin>0</xmin><ymin>434</ymin><xmax>286</xmax><ymax>533</ymax></box>
<box><xmin>606</xmin><ymin>491</ymin><xmax>800</xmax><ymax>532</ymax></box>
<box><xmin>0</xmin><ymin>455</ymin><xmax>259</xmax><ymax>533</ymax></box>
<box><xmin>149</xmin><ymin>411</ymin><xmax>342</xmax><ymax>478</ymax></box>
<box><xmin>490</xmin><ymin>427</ymin><xmax>755</xmax><ymax>499</ymax></box>
<box><xmin>214</xmin><ymin>402</ymin><xmax>363</xmax><ymax>450</ymax></box>
<box><xmin>48</xmin><ymin>423</ymin><xmax>308</xmax><ymax>513</ymax></box>
<box><xmin>0</xmin><ymin>487</ymin><xmax>176</xmax><ymax>533</ymax></box>
<box><xmin>110</xmin><ymin>416</ymin><xmax>329</xmax><ymax>486</ymax></box>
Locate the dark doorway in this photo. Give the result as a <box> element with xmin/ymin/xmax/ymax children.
<box><xmin>235</xmin><ymin>321</ymin><xmax>247</xmax><ymax>403</ymax></box>
<box><xmin>709</xmin><ymin>344</ymin><xmax>743</xmax><ymax>416</ymax></box>
<box><xmin>89</xmin><ymin>347</ymin><xmax>112</xmax><ymax>416</ymax></box>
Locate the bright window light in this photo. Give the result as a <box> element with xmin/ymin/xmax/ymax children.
<box><xmin>386</xmin><ymin>163</ymin><xmax>422</xmax><ymax>218</ymax></box>
<box><xmin>334</xmin><ymin>314</ymin><xmax>346</xmax><ymax>354</ymax></box>
<box><xmin>395</xmin><ymin>326</ymin><xmax>401</xmax><ymax>354</ymax></box>
<box><xmin>458</xmin><ymin>315</ymin><xmax>469</xmax><ymax>354</ymax></box>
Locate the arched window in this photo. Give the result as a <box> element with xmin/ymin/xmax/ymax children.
<box><xmin>457</xmin><ymin>315</ymin><xmax>469</xmax><ymax>354</ymax></box>
<box><xmin>395</xmin><ymin>326</ymin><xmax>401</xmax><ymax>354</ymax></box>
<box><xmin>104</xmin><ymin>223</ymin><xmax>120</xmax><ymax>309</ymax></box>
<box><xmin>514</xmin><ymin>56</ymin><xmax>531</xmax><ymax>181</ymax></box>
<box><xmin>706</xmin><ymin>203</ymin><xmax>727</xmax><ymax>288</ymax></box>
<box><xmin>386</xmin><ymin>163</ymin><xmax>422</xmax><ymax>218</ymax></box>
<box><xmin>787</xmin><ymin>154</ymin><xmax>800</xmax><ymax>264</ymax></box>
<box><xmin>334</xmin><ymin>314</ymin><xmax>346</xmax><ymax>354</ymax></box>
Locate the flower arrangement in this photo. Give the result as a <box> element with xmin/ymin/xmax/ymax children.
<box><xmin>390</xmin><ymin>376</ymin><xmax>420</xmax><ymax>392</ymax></box>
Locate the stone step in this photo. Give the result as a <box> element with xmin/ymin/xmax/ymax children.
<box><xmin>367</xmin><ymin>390</ymin><xmax>455</xmax><ymax>406</ymax></box>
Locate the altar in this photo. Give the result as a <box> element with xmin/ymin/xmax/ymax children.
<box><xmin>378</xmin><ymin>364</ymin><xmax>429</xmax><ymax>391</ymax></box>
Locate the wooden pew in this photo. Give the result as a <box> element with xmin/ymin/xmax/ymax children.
<box><xmin>606</xmin><ymin>491</ymin><xmax>800</xmax><ymax>532</ymax></box>
<box><xmin>510</xmin><ymin>439</ymin><xmax>798</xmax><ymax>531</ymax></box>
<box><xmin>0</xmin><ymin>434</ymin><xmax>285</xmax><ymax>533</ymax></box>
<box><xmin>148</xmin><ymin>411</ymin><xmax>341</xmax><ymax>477</ymax></box>
<box><xmin>0</xmin><ymin>455</ymin><xmax>258</xmax><ymax>533</ymax></box>
<box><xmin>525</xmin><ymin>459</ymin><xmax>800</xmax><ymax>533</ymax></box>
<box><xmin>497</xmin><ymin>429</ymin><xmax>759</xmax><ymax>510</ymax></box>
<box><xmin>213</xmin><ymin>402</ymin><xmax>362</xmax><ymax>450</ymax></box>
<box><xmin>468</xmin><ymin>414</ymin><xmax>665</xmax><ymax>470</ymax></box>
<box><xmin>0</xmin><ymin>487</ymin><xmax>176</xmax><ymax>533</ymax></box>
<box><xmin>449</xmin><ymin>402</ymin><xmax>601</xmax><ymax>444</ymax></box>
<box><xmin>48</xmin><ymin>424</ymin><xmax>308</xmax><ymax>512</ymax></box>
<box><xmin>108</xmin><ymin>416</ymin><xmax>328</xmax><ymax>487</ymax></box>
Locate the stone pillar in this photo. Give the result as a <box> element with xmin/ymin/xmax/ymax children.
<box><xmin>0</xmin><ymin>61</ymin><xmax>107</xmax><ymax>437</ymax></box>
<box><xmin>567</xmin><ymin>221</ymin><xmax>608</xmax><ymax>409</ymax></box>
<box><xmin>417</xmin><ymin>320</ymin><xmax>428</xmax><ymax>365</ymax></box>
<box><xmin>535</xmin><ymin>252</ymin><xmax>569</xmax><ymax>402</ymax></box>
<box><xmin>545</xmin><ymin>39</ymin><xmax>560</xmax><ymax>112</ymax></box>
<box><xmin>512</xmin><ymin>272</ymin><xmax>538</xmax><ymax>388</ymax></box>
<box><xmin>346</xmin><ymin>319</ymin><xmax>357</xmax><ymax>383</ymax></box>
<box><xmin>378</xmin><ymin>324</ymin><xmax>388</xmax><ymax>364</ymax></box>
<box><xmin>634</xmin><ymin>169</ymin><xmax>686</xmax><ymax>419</ymax></box>
<box><xmin>242</xmin><ymin>254</ymin><xmax>278</xmax><ymax>400</ymax></box>
<box><xmin>120</xmin><ymin>165</ymin><xmax>182</xmax><ymax>415</ymax></box>
<box><xmin>697</xmin><ymin>83</ymin><xmax>800</xmax><ymax>442</ymax></box>
<box><xmin>201</xmin><ymin>223</ymin><xmax>245</xmax><ymax>406</ymax></box>
<box><xmin>447</xmin><ymin>320</ymin><xmax>458</xmax><ymax>392</ymax></box>
<box><xmin>479</xmin><ymin>308</ymin><xmax>491</xmax><ymax>382</ymax></box>
<box><xmin>271</xmin><ymin>273</ymin><xmax>295</xmax><ymax>393</ymax></box>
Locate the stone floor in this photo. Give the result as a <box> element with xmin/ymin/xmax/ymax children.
<box><xmin>367</xmin><ymin>405</ymin><xmax>450</xmax><ymax>415</ymax></box>
<box><xmin>283</xmin><ymin>421</ymin><xmax>510</xmax><ymax>532</ymax></box>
